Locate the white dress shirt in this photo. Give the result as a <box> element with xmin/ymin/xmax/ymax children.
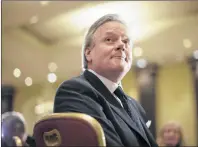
<box><xmin>88</xmin><ymin>69</ymin><xmax>123</xmax><ymax>107</ymax></box>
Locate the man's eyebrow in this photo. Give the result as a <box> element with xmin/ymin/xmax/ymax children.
<box><xmin>105</xmin><ymin>31</ymin><xmax>116</xmax><ymax>35</ymax></box>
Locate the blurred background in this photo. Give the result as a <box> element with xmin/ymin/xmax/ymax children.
<box><xmin>2</xmin><ymin>1</ymin><xmax>198</xmax><ymax>146</ymax></box>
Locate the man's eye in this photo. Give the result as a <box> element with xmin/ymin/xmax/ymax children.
<box><xmin>123</xmin><ymin>39</ymin><xmax>129</xmax><ymax>44</ymax></box>
<box><xmin>105</xmin><ymin>38</ymin><xmax>112</xmax><ymax>42</ymax></box>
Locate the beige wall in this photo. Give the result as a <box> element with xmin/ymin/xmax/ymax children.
<box><xmin>156</xmin><ymin>62</ymin><xmax>197</xmax><ymax>146</ymax></box>
<box><xmin>13</xmin><ymin>84</ymin><xmax>58</xmax><ymax>135</ymax></box>
<box><xmin>122</xmin><ymin>69</ymin><xmax>139</xmax><ymax>101</ymax></box>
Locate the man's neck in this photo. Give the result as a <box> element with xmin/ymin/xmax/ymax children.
<box><xmin>88</xmin><ymin>69</ymin><xmax>123</xmax><ymax>93</ymax></box>
<box><xmin>88</xmin><ymin>68</ymin><xmax>122</xmax><ymax>84</ymax></box>
<box><xmin>88</xmin><ymin>69</ymin><xmax>116</xmax><ymax>82</ymax></box>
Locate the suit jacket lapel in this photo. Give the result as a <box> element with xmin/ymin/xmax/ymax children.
<box><xmin>139</xmin><ymin>118</ymin><xmax>157</xmax><ymax>147</ymax></box>
<box><xmin>84</xmin><ymin>70</ymin><xmax>150</xmax><ymax>146</ymax></box>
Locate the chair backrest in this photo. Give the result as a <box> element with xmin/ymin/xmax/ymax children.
<box><xmin>33</xmin><ymin>113</ymin><xmax>106</xmax><ymax>147</ymax></box>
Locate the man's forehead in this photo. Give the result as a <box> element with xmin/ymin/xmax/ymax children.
<box><xmin>104</xmin><ymin>31</ymin><xmax>130</xmax><ymax>38</ymax></box>
<box><xmin>95</xmin><ymin>22</ymin><xmax>130</xmax><ymax>37</ymax></box>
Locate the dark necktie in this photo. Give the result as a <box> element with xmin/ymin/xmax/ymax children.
<box><xmin>114</xmin><ymin>86</ymin><xmax>146</xmax><ymax>135</ymax></box>
<box><xmin>114</xmin><ymin>86</ymin><xmax>132</xmax><ymax>117</ymax></box>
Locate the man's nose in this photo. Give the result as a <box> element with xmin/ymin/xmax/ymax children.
<box><xmin>115</xmin><ymin>40</ymin><xmax>125</xmax><ymax>51</ymax></box>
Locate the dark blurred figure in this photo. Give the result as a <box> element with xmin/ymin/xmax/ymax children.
<box><xmin>2</xmin><ymin>85</ymin><xmax>15</xmax><ymax>114</ymax></box>
<box><xmin>1</xmin><ymin>111</ymin><xmax>35</xmax><ymax>147</ymax></box>
<box><xmin>157</xmin><ymin>121</ymin><xmax>185</xmax><ymax>146</ymax></box>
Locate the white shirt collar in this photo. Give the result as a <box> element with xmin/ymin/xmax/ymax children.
<box><xmin>88</xmin><ymin>69</ymin><xmax>122</xmax><ymax>93</ymax></box>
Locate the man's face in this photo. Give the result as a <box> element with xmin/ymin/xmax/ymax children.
<box><xmin>163</xmin><ymin>124</ymin><xmax>181</xmax><ymax>146</ymax></box>
<box><xmin>86</xmin><ymin>21</ymin><xmax>132</xmax><ymax>80</ymax></box>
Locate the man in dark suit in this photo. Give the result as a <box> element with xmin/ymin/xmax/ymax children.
<box><xmin>54</xmin><ymin>14</ymin><xmax>158</xmax><ymax>147</ymax></box>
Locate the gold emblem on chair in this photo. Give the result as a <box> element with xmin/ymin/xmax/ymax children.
<box><xmin>43</xmin><ymin>129</ymin><xmax>61</xmax><ymax>146</ymax></box>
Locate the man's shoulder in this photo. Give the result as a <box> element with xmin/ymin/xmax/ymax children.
<box><xmin>56</xmin><ymin>74</ymin><xmax>94</xmax><ymax>93</ymax></box>
<box><xmin>54</xmin><ymin>74</ymin><xmax>100</xmax><ymax>104</ymax></box>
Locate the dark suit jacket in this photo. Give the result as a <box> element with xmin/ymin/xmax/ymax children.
<box><xmin>54</xmin><ymin>70</ymin><xmax>158</xmax><ymax>147</ymax></box>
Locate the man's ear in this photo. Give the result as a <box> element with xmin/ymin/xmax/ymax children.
<box><xmin>85</xmin><ymin>48</ymin><xmax>92</xmax><ymax>62</ymax></box>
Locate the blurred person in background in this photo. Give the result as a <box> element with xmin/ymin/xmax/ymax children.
<box><xmin>1</xmin><ymin>111</ymin><xmax>36</xmax><ymax>147</ymax></box>
<box><xmin>157</xmin><ymin>121</ymin><xmax>185</xmax><ymax>146</ymax></box>
<box><xmin>54</xmin><ymin>14</ymin><xmax>158</xmax><ymax>147</ymax></box>
<box><xmin>2</xmin><ymin>111</ymin><xmax>27</xmax><ymax>146</ymax></box>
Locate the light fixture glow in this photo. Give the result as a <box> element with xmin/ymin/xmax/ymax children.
<box><xmin>35</xmin><ymin>101</ymin><xmax>53</xmax><ymax>115</ymax></box>
<box><xmin>183</xmin><ymin>39</ymin><xmax>192</xmax><ymax>49</ymax></box>
<box><xmin>13</xmin><ymin>68</ymin><xmax>21</xmax><ymax>78</ymax></box>
<box><xmin>35</xmin><ymin>104</ymin><xmax>45</xmax><ymax>115</ymax></box>
<box><xmin>40</xmin><ymin>1</ymin><xmax>49</xmax><ymax>6</ymax></box>
<box><xmin>67</xmin><ymin>2</ymin><xmax>143</xmax><ymax>31</ymax></box>
<box><xmin>137</xmin><ymin>59</ymin><xmax>147</xmax><ymax>68</ymax></box>
<box><xmin>48</xmin><ymin>62</ymin><xmax>58</xmax><ymax>72</ymax></box>
<box><xmin>133</xmin><ymin>47</ymin><xmax>143</xmax><ymax>57</ymax></box>
<box><xmin>25</xmin><ymin>77</ymin><xmax>33</xmax><ymax>86</ymax></box>
<box><xmin>47</xmin><ymin>73</ymin><xmax>57</xmax><ymax>83</ymax></box>
<box><xmin>193</xmin><ymin>50</ymin><xmax>198</xmax><ymax>59</ymax></box>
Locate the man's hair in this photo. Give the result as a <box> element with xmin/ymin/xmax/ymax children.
<box><xmin>81</xmin><ymin>14</ymin><xmax>129</xmax><ymax>70</ymax></box>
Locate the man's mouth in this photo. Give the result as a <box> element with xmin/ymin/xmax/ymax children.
<box><xmin>114</xmin><ymin>56</ymin><xmax>125</xmax><ymax>59</ymax></box>
<box><xmin>113</xmin><ymin>55</ymin><xmax>127</xmax><ymax>61</ymax></box>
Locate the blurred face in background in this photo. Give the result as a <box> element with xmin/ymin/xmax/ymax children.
<box><xmin>162</xmin><ymin>123</ymin><xmax>181</xmax><ymax>146</ymax></box>
<box><xmin>85</xmin><ymin>21</ymin><xmax>132</xmax><ymax>83</ymax></box>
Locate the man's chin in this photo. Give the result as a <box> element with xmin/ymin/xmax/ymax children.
<box><xmin>110</xmin><ymin>64</ymin><xmax>127</xmax><ymax>73</ymax></box>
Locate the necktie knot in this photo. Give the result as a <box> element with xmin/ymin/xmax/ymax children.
<box><xmin>114</xmin><ymin>86</ymin><xmax>129</xmax><ymax>112</ymax></box>
<box><xmin>114</xmin><ymin>86</ymin><xmax>125</xmax><ymax>98</ymax></box>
